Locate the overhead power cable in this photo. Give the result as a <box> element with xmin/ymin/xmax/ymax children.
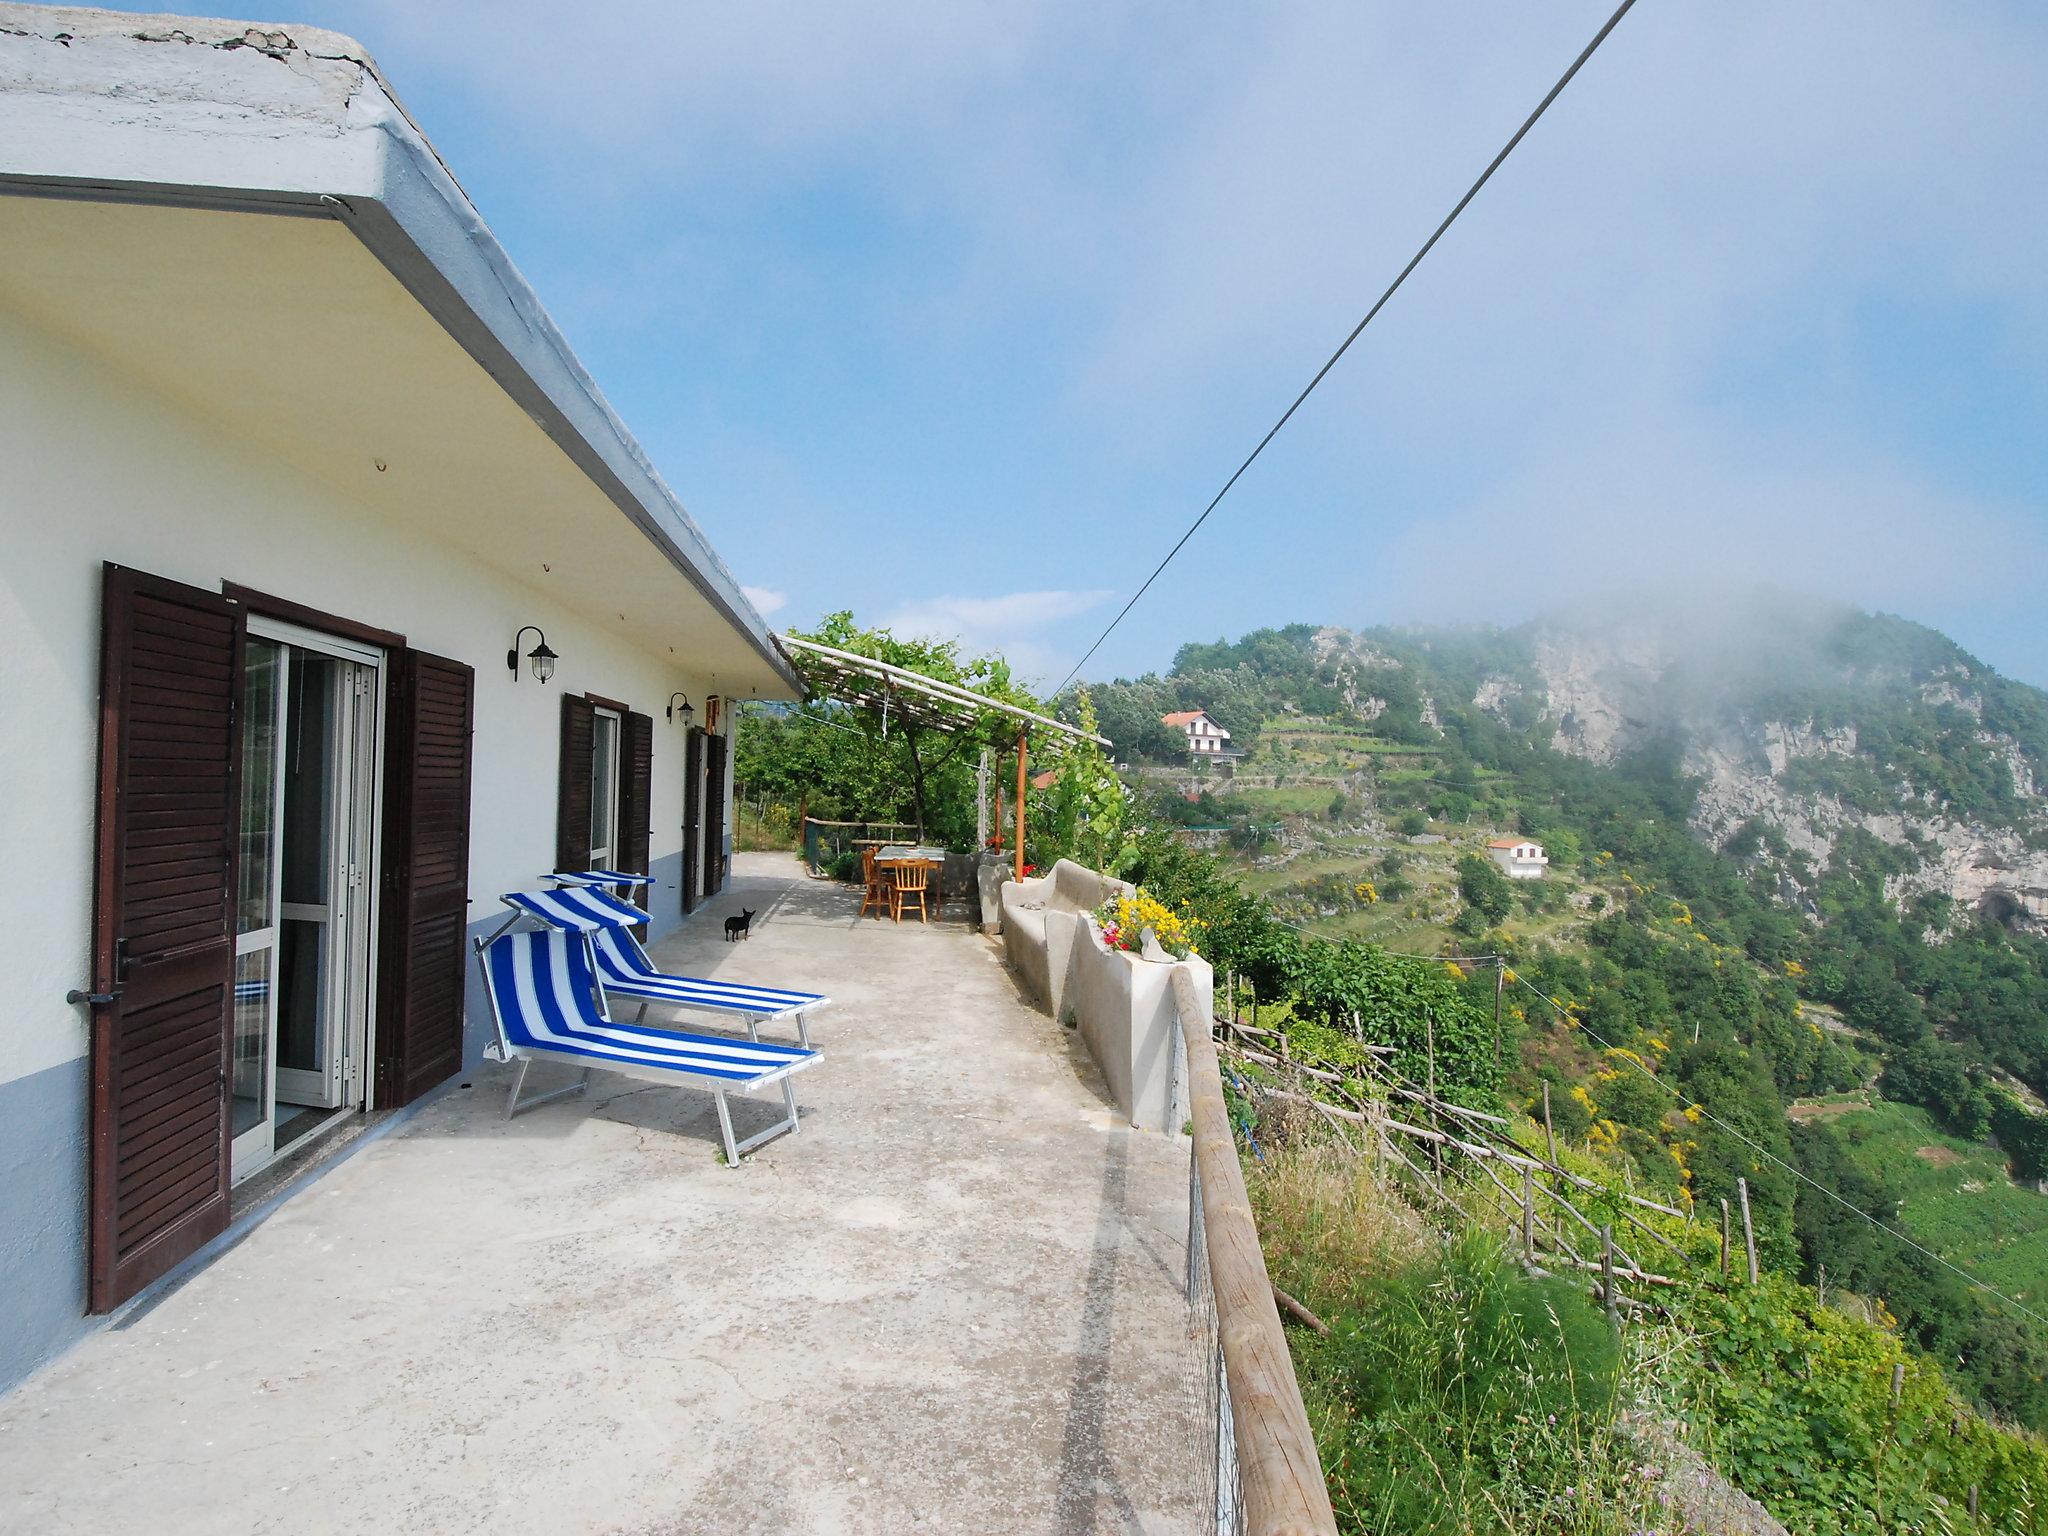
<box><xmin>1053</xmin><ymin>0</ymin><xmax>1641</xmax><ymax>696</ymax></box>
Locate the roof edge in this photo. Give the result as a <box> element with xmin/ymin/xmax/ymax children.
<box><xmin>0</xmin><ymin>5</ymin><xmax>802</xmax><ymax>696</ymax></box>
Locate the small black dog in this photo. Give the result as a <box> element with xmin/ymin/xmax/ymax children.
<box><xmin>723</xmin><ymin>908</ymin><xmax>756</xmax><ymax>942</ymax></box>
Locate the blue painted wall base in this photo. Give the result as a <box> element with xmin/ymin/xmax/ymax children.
<box><xmin>0</xmin><ymin>1057</ymin><xmax>91</xmax><ymax>1393</ymax></box>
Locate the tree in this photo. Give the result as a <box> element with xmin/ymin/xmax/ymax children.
<box><xmin>1034</xmin><ymin>690</ymin><xmax>1136</xmax><ymax>874</ymax></box>
<box><xmin>1457</xmin><ymin>851</ymin><xmax>1513</xmax><ymax>925</ymax></box>
<box><xmin>777</xmin><ymin>612</ymin><xmax>1040</xmax><ymax>843</ymax></box>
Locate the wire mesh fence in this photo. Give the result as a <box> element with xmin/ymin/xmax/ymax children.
<box><xmin>797</xmin><ymin>818</ymin><xmax>918</xmax><ymax>877</ymax></box>
<box><xmin>1185</xmin><ymin>1143</ymin><xmax>1244</xmax><ymax>1536</ymax></box>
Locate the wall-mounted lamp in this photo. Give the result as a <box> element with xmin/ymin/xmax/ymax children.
<box><xmin>666</xmin><ymin>692</ymin><xmax>695</xmax><ymax>723</ymax></box>
<box><xmin>508</xmin><ymin>625</ymin><xmax>558</xmax><ymax>684</ymax></box>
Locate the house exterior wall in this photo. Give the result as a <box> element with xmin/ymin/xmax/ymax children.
<box><xmin>0</xmin><ymin>302</ymin><xmax>736</xmax><ymax>1388</ymax></box>
<box><xmin>1486</xmin><ymin>843</ymin><xmax>1548</xmax><ymax>880</ymax></box>
<box><xmin>1173</xmin><ymin>713</ymin><xmax>1230</xmax><ymax>754</ymax></box>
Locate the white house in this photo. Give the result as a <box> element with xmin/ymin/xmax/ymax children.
<box><xmin>0</xmin><ymin>7</ymin><xmax>799</xmax><ymax>1390</ymax></box>
<box><xmin>1487</xmin><ymin>838</ymin><xmax>1549</xmax><ymax>879</ymax></box>
<box><xmin>1162</xmin><ymin>709</ymin><xmax>1232</xmax><ymax>757</ymax></box>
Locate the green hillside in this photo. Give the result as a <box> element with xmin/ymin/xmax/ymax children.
<box><xmin>1072</xmin><ymin>599</ymin><xmax>2048</xmax><ymax>1429</ymax></box>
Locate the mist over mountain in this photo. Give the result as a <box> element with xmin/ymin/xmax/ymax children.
<box><xmin>1086</xmin><ymin>588</ymin><xmax>2048</xmax><ymax>932</ymax></box>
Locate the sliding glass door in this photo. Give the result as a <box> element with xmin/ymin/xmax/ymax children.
<box><xmin>230</xmin><ymin>620</ymin><xmax>382</xmax><ymax>1184</ymax></box>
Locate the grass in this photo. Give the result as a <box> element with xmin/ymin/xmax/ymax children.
<box><xmin>1820</xmin><ymin>1098</ymin><xmax>2048</xmax><ymax>1302</ymax></box>
<box><xmin>1230</xmin><ymin>785</ymin><xmax>1349</xmax><ymax>816</ymax></box>
<box><xmin>1227</xmin><ymin>835</ymin><xmax>1589</xmax><ymax>958</ymax></box>
<box><xmin>1245</xmin><ymin>1138</ymin><xmax>1675</xmax><ymax>1535</ymax></box>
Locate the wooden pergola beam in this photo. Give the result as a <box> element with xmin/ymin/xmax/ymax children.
<box><xmin>780</xmin><ymin>634</ymin><xmax>1111</xmax><ymax>747</ymax></box>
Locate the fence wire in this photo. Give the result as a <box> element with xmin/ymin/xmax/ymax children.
<box><xmin>1186</xmin><ymin>1143</ymin><xmax>1243</xmax><ymax>1536</ymax></box>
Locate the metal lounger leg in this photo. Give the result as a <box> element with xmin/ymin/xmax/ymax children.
<box><xmin>794</xmin><ymin>1011</ymin><xmax>812</xmax><ymax>1050</ymax></box>
<box><xmin>730</xmin><ymin>1076</ymin><xmax>804</xmax><ymax>1159</ymax></box>
<box><xmin>714</xmin><ymin>1075</ymin><xmax>806</xmax><ymax>1164</ymax></box>
<box><xmin>504</xmin><ymin>1058</ymin><xmax>593</xmax><ymax>1119</ymax></box>
<box><xmin>504</xmin><ymin>1057</ymin><xmax>529</xmax><ymax>1119</ymax></box>
<box><xmin>714</xmin><ymin>1089</ymin><xmax>740</xmax><ymax>1166</ymax></box>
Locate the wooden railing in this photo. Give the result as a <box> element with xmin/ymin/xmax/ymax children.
<box><xmin>1172</xmin><ymin>968</ymin><xmax>1339</xmax><ymax>1536</ymax></box>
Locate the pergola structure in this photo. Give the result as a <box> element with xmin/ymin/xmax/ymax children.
<box><xmin>778</xmin><ymin>634</ymin><xmax>1110</xmax><ymax>880</ymax></box>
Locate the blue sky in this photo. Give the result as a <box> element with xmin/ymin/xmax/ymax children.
<box><xmin>137</xmin><ymin>3</ymin><xmax>2048</xmax><ymax>685</ymax></box>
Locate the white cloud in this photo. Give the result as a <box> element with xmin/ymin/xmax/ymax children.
<box><xmin>741</xmin><ymin>585</ymin><xmax>788</xmax><ymax>618</ymax></box>
<box><xmin>880</xmin><ymin>589</ymin><xmax>1114</xmax><ymax>687</ymax></box>
<box><xmin>321</xmin><ymin>0</ymin><xmax>2048</xmax><ymax>682</ymax></box>
<box><xmin>1371</xmin><ymin>420</ymin><xmax>2048</xmax><ymax>630</ymax></box>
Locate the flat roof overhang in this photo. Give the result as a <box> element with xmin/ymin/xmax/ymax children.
<box><xmin>0</xmin><ymin>6</ymin><xmax>801</xmax><ymax>698</ymax></box>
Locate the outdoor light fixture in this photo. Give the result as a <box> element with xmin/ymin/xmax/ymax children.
<box><xmin>508</xmin><ymin>625</ymin><xmax>558</xmax><ymax>684</ymax></box>
<box><xmin>666</xmin><ymin>692</ymin><xmax>695</xmax><ymax>723</ymax></box>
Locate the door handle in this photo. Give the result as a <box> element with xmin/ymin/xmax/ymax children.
<box><xmin>66</xmin><ymin>988</ymin><xmax>120</xmax><ymax>1006</ymax></box>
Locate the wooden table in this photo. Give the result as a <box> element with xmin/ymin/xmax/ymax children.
<box><xmin>874</xmin><ymin>846</ymin><xmax>948</xmax><ymax>921</ymax></box>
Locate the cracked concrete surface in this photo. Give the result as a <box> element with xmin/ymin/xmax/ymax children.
<box><xmin>0</xmin><ymin>854</ymin><xmax>1206</xmax><ymax>1534</ymax></box>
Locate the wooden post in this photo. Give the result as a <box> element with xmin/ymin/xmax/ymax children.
<box><xmin>1602</xmin><ymin>1225</ymin><xmax>1619</xmax><ymax>1331</ymax></box>
<box><xmin>1014</xmin><ymin>727</ymin><xmax>1027</xmax><ymax>884</ymax></box>
<box><xmin>1737</xmin><ymin>1177</ymin><xmax>1759</xmax><ymax>1284</ymax></box>
<box><xmin>1175</xmin><ymin>973</ymin><xmax>1342</xmax><ymax>1534</ymax></box>
<box><xmin>1493</xmin><ymin>962</ymin><xmax>1505</xmax><ymax>1071</ymax></box>
<box><xmin>1424</xmin><ymin>1014</ymin><xmax>1443</xmax><ymax>1184</ymax></box>
<box><xmin>1720</xmin><ymin>1198</ymin><xmax>1732</xmax><ymax>1281</ymax></box>
<box><xmin>1968</xmin><ymin>1485</ymin><xmax>1979</xmax><ymax>1521</ymax></box>
<box><xmin>1521</xmin><ymin>1167</ymin><xmax>1535</xmax><ymax>1262</ymax></box>
<box><xmin>1542</xmin><ymin>1083</ymin><xmax>1558</xmax><ymax>1170</ymax></box>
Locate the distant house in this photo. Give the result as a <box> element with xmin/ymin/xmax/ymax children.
<box><xmin>1162</xmin><ymin>709</ymin><xmax>1231</xmax><ymax>757</ymax></box>
<box><xmin>1487</xmin><ymin>838</ymin><xmax>1549</xmax><ymax>879</ymax></box>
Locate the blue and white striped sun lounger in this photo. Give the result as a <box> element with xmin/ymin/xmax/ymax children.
<box><xmin>590</xmin><ymin>926</ymin><xmax>831</xmax><ymax>1049</ymax></box>
<box><xmin>547</xmin><ymin>869</ymin><xmax>654</xmax><ymax>890</ymax></box>
<box><xmin>474</xmin><ymin>929</ymin><xmax>821</xmax><ymax>1164</ymax></box>
<box><xmin>499</xmin><ymin>884</ymin><xmax>648</xmax><ymax>932</ymax></box>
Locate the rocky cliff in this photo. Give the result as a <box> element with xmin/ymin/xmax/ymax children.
<box><xmin>1318</xmin><ymin>597</ymin><xmax>2048</xmax><ymax>934</ymax></box>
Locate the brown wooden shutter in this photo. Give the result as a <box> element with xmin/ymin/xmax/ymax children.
<box><xmin>556</xmin><ymin>693</ymin><xmax>595</xmax><ymax>874</ymax></box>
<box><xmin>681</xmin><ymin>726</ymin><xmax>704</xmax><ymax>915</ymax></box>
<box><xmin>374</xmin><ymin>649</ymin><xmax>475</xmax><ymax>1107</ymax></box>
<box><xmin>88</xmin><ymin>565</ymin><xmax>244</xmax><ymax>1312</ymax></box>
<box><xmin>701</xmin><ymin>732</ymin><xmax>728</xmax><ymax>900</ymax></box>
<box><xmin>619</xmin><ymin>710</ymin><xmax>653</xmax><ymax>909</ymax></box>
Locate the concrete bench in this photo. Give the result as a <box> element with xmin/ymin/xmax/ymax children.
<box><xmin>999</xmin><ymin>859</ymin><xmax>1211</xmax><ymax>1131</ymax></box>
<box><xmin>999</xmin><ymin>858</ymin><xmax>1132</xmax><ymax>1022</ymax></box>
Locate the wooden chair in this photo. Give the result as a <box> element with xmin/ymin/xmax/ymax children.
<box><xmin>858</xmin><ymin>846</ymin><xmax>892</xmax><ymax>920</ymax></box>
<box><xmin>888</xmin><ymin>859</ymin><xmax>932</xmax><ymax>924</ymax></box>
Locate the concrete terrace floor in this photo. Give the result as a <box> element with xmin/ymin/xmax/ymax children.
<box><xmin>0</xmin><ymin>853</ymin><xmax>1206</xmax><ymax>1535</ymax></box>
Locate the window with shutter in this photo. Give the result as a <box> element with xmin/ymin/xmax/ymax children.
<box><xmin>556</xmin><ymin>694</ymin><xmax>595</xmax><ymax>873</ymax></box>
<box><xmin>701</xmin><ymin>732</ymin><xmax>728</xmax><ymax>900</ymax></box>
<box><xmin>682</xmin><ymin>725</ymin><xmax>704</xmax><ymax>915</ymax></box>
<box><xmin>619</xmin><ymin>711</ymin><xmax>653</xmax><ymax>910</ymax></box>
<box><xmin>375</xmin><ymin>649</ymin><xmax>474</xmax><ymax>1108</ymax></box>
<box><xmin>88</xmin><ymin>565</ymin><xmax>245</xmax><ymax>1312</ymax></box>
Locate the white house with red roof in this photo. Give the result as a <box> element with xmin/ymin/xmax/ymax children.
<box><xmin>1486</xmin><ymin>837</ymin><xmax>1549</xmax><ymax>879</ymax></box>
<box><xmin>1162</xmin><ymin>708</ymin><xmax>1231</xmax><ymax>757</ymax></box>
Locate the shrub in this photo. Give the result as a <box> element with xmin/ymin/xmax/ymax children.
<box><xmin>1296</xmin><ymin>1231</ymin><xmax>1641</xmax><ymax>1535</ymax></box>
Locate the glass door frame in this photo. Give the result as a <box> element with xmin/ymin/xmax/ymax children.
<box><xmin>230</xmin><ymin>616</ymin><xmax>386</xmax><ymax>1185</ymax></box>
<box><xmin>231</xmin><ymin>636</ymin><xmax>289</xmax><ymax>1179</ymax></box>
<box><xmin>590</xmin><ymin>705</ymin><xmax>622</xmax><ymax>870</ymax></box>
